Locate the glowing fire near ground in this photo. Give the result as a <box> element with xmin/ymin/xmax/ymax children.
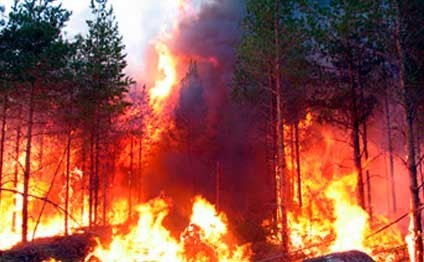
<box><xmin>266</xmin><ymin>126</ymin><xmax>406</xmax><ymax>260</ymax></box>
<box><xmin>0</xmin><ymin>1</ymin><xmax>418</xmax><ymax>262</ymax></box>
<box><xmin>325</xmin><ymin>173</ymin><xmax>370</xmax><ymax>253</ymax></box>
<box><xmin>85</xmin><ymin>196</ymin><xmax>251</xmax><ymax>262</ymax></box>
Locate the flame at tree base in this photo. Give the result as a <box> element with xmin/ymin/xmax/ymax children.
<box><xmin>85</xmin><ymin>196</ymin><xmax>252</xmax><ymax>262</ymax></box>
<box><xmin>264</xmin><ymin>171</ymin><xmax>405</xmax><ymax>261</ymax></box>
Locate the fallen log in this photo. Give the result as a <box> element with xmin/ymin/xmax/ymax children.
<box><xmin>0</xmin><ymin>233</ymin><xmax>97</xmax><ymax>262</ymax></box>
<box><xmin>303</xmin><ymin>250</ymin><xmax>374</xmax><ymax>262</ymax></box>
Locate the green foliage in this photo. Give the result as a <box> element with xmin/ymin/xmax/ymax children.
<box><xmin>0</xmin><ymin>0</ymin><xmax>133</xmax><ymax>135</ymax></box>
<box><xmin>233</xmin><ymin>0</ymin><xmax>310</xmax><ymax>122</ymax></box>
<box><xmin>307</xmin><ymin>0</ymin><xmax>384</xmax><ymax>129</ymax></box>
<box><xmin>78</xmin><ymin>0</ymin><xmax>133</xmax><ymax>125</ymax></box>
<box><xmin>397</xmin><ymin>0</ymin><xmax>424</xmax><ymax>112</ymax></box>
<box><xmin>0</xmin><ymin>0</ymin><xmax>71</xmax><ymax>84</ymax></box>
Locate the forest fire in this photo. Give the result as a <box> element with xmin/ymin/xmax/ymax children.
<box><xmin>260</xmin><ymin>126</ymin><xmax>405</xmax><ymax>260</ymax></box>
<box><xmin>150</xmin><ymin>42</ymin><xmax>177</xmax><ymax>112</ymax></box>
<box><xmin>326</xmin><ymin>173</ymin><xmax>369</xmax><ymax>253</ymax></box>
<box><xmin>0</xmin><ymin>0</ymin><xmax>423</xmax><ymax>262</ymax></box>
<box><xmin>85</xmin><ymin>196</ymin><xmax>251</xmax><ymax>261</ymax></box>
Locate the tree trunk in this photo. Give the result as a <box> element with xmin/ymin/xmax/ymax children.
<box><xmin>22</xmin><ymin>83</ymin><xmax>35</xmax><ymax>243</ymax></box>
<box><xmin>267</xmin><ymin>69</ymin><xmax>277</xmax><ymax>223</ymax></box>
<box><xmin>405</xmin><ymin>111</ymin><xmax>423</xmax><ymax>262</ymax></box>
<box><xmin>384</xmin><ymin>87</ymin><xmax>397</xmax><ymax>213</ymax></box>
<box><xmin>362</xmin><ymin>121</ymin><xmax>373</xmax><ymax>220</ymax></box>
<box><xmin>215</xmin><ymin>161</ymin><xmax>220</xmax><ymax>212</ymax></box>
<box><xmin>394</xmin><ymin>5</ymin><xmax>423</xmax><ymax>260</ymax></box>
<box><xmin>89</xmin><ymin>129</ymin><xmax>94</xmax><ymax>227</ymax></box>
<box><xmin>273</xmin><ymin>1</ymin><xmax>288</xmax><ymax>255</ymax></box>
<box><xmin>349</xmin><ymin>63</ymin><xmax>365</xmax><ymax>210</ymax></box>
<box><xmin>289</xmin><ymin>125</ymin><xmax>295</xmax><ymax>208</ymax></box>
<box><xmin>128</xmin><ymin>135</ymin><xmax>134</xmax><ymax>219</ymax></box>
<box><xmin>94</xmin><ymin>128</ymin><xmax>100</xmax><ymax>224</ymax></box>
<box><xmin>81</xmin><ymin>138</ymin><xmax>87</xmax><ymax>223</ymax></box>
<box><xmin>12</xmin><ymin>106</ymin><xmax>22</xmax><ymax>233</ymax></box>
<box><xmin>353</xmin><ymin>115</ymin><xmax>365</xmax><ymax>210</ymax></box>
<box><xmin>0</xmin><ymin>94</ymin><xmax>8</xmax><ymax>208</ymax></box>
<box><xmin>102</xmin><ymin>158</ymin><xmax>107</xmax><ymax>226</ymax></box>
<box><xmin>418</xmin><ymin>140</ymin><xmax>424</xmax><ymax>202</ymax></box>
<box><xmin>64</xmin><ymin>130</ymin><xmax>71</xmax><ymax>235</ymax></box>
<box><xmin>295</xmin><ymin>122</ymin><xmax>302</xmax><ymax>209</ymax></box>
<box><xmin>137</xmin><ymin>135</ymin><xmax>142</xmax><ymax>202</ymax></box>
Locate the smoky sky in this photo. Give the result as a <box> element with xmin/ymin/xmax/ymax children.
<box><xmin>165</xmin><ymin>0</ymin><xmax>261</xmax><ymax>216</ymax></box>
<box><xmin>171</xmin><ymin>0</ymin><xmax>246</xmax><ymax>107</ymax></box>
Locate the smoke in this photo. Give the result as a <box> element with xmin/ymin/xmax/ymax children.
<box><xmin>170</xmin><ymin>0</ymin><xmax>246</xmax><ymax>109</ymax></box>
<box><xmin>147</xmin><ymin>0</ymin><xmax>269</xmax><ymax>222</ymax></box>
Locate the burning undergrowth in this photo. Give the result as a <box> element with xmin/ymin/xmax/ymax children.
<box><xmin>0</xmin><ymin>0</ymin><xmax>418</xmax><ymax>261</ymax></box>
<box><xmin>85</xmin><ymin>196</ymin><xmax>252</xmax><ymax>262</ymax></box>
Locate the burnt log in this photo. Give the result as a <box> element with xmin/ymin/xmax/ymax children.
<box><xmin>304</xmin><ymin>250</ymin><xmax>374</xmax><ymax>262</ymax></box>
<box><xmin>0</xmin><ymin>233</ymin><xmax>97</xmax><ymax>262</ymax></box>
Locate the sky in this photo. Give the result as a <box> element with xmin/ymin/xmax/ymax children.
<box><xmin>1</xmin><ymin>0</ymin><xmax>214</xmax><ymax>77</ymax></box>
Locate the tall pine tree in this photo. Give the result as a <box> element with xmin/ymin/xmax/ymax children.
<box><xmin>0</xmin><ymin>0</ymin><xmax>71</xmax><ymax>242</ymax></box>
<box><xmin>79</xmin><ymin>0</ymin><xmax>132</xmax><ymax>226</ymax></box>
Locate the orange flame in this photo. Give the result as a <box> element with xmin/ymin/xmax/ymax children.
<box><xmin>86</xmin><ymin>196</ymin><xmax>251</xmax><ymax>261</ymax></box>
<box><xmin>264</xmin><ymin>124</ymin><xmax>405</xmax><ymax>260</ymax></box>
<box><xmin>325</xmin><ymin>172</ymin><xmax>369</xmax><ymax>253</ymax></box>
<box><xmin>149</xmin><ymin>42</ymin><xmax>177</xmax><ymax>112</ymax></box>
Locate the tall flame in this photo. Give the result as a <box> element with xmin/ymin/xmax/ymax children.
<box><xmin>325</xmin><ymin>172</ymin><xmax>369</xmax><ymax>253</ymax></box>
<box><xmin>85</xmin><ymin>196</ymin><xmax>251</xmax><ymax>261</ymax></box>
<box><xmin>149</xmin><ymin>42</ymin><xmax>177</xmax><ymax>112</ymax></box>
<box><xmin>265</xmin><ymin>125</ymin><xmax>405</xmax><ymax>260</ymax></box>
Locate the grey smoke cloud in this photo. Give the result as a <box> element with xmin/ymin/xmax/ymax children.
<box><xmin>171</xmin><ymin>0</ymin><xmax>245</xmax><ymax>105</ymax></box>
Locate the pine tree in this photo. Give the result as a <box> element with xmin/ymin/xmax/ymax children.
<box><xmin>174</xmin><ymin>60</ymin><xmax>207</xmax><ymax>192</ymax></box>
<box><xmin>390</xmin><ymin>1</ymin><xmax>424</xmax><ymax>260</ymax></box>
<box><xmin>79</xmin><ymin>0</ymin><xmax>132</xmax><ymax>226</ymax></box>
<box><xmin>233</xmin><ymin>0</ymin><xmax>309</xmax><ymax>257</ymax></box>
<box><xmin>0</xmin><ymin>0</ymin><xmax>71</xmax><ymax>242</ymax></box>
<box><xmin>308</xmin><ymin>1</ymin><xmax>383</xmax><ymax>212</ymax></box>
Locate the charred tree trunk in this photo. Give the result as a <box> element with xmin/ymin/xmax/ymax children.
<box><xmin>384</xmin><ymin>86</ymin><xmax>397</xmax><ymax>213</ymax></box>
<box><xmin>267</xmin><ymin>69</ymin><xmax>277</xmax><ymax>223</ymax></box>
<box><xmin>404</xmin><ymin>104</ymin><xmax>423</xmax><ymax>262</ymax></box>
<box><xmin>0</xmin><ymin>94</ymin><xmax>8</xmax><ymax>208</ymax></box>
<box><xmin>94</xmin><ymin>128</ymin><xmax>100</xmax><ymax>224</ymax></box>
<box><xmin>64</xmin><ymin>130</ymin><xmax>71</xmax><ymax>235</ymax></box>
<box><xmin>394</xmin><ymin>4</ymin><xmax>423</xmax><ymax>260</ymax></box>
<box><xmin>89</xmin><ymin>129</ymin><xmax>95</xmax><ymax>227</ymax></box>
<box><xmin>362</xmin><ymin>121</ymin><xmax>373</xmax><ymax>220</ymax></box>
<box><xmin>289</xmin><ymin>125</ymin><xmax>295</xmax><ymax>208</ymax></box>
<box><xmin>418</xmin><ymin>139</ymin><xmax>424</xmax><ymax>202</ymax></box>
<box><xmin>128</xmin><ymin>135</ymin><xmax>134</xmax><ymax>219</ymax></box>
<box><xmin>22</xmin><ymin>83</ymin><xmax>35</xmax><ymax>243</ymax></box>
<box><xmin>295</xmin><ymin>122</ymin><xmax>302</xmax><ymax>209</ymax></box>
<box><xmin>273</xmin><ymin>2</ymin><xmax>288</xmax><ymax>255</ymax></box>
<box><xmin>349</xmin><ymin>63</ymin><xmax>365</xmax><ymax>210</ymax></box>
<box><xmin>137</xmin><ymin>135</ymin><xmax>142</xmax><ymax>202</ymax></box>
<box><xmin>353</xmin><ymin>112</ymin><xmax>365</xmax><ymax>211</ymax></box>
<box><xmin>12</xmin><ymin>106</ymin><xmax>22</xmax><ymax>232</ymax></box>
<box><xmin>215</xmin><ymin>161</ymin><xmax>220</xmax><ymax>212</ymax></box>
<box><xmin>81</xmin><ymin>137</ymin><xmax>87</xmax><ymax>223</ymax></box>
<box><xmin>102</xmin><ymin>158</ymin><xmax>108</xmax><ymax>226</ymax></box>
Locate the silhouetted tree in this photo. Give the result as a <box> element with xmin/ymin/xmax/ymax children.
<box><xmin>78</xmin><ymin>0</ymin><xmax>132</xmax><ymax>225</ymax></box>
<box><xmin>0</xmin><ymin>0</ymin><xmax>71</xmax><ymax>242</ymax></box>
